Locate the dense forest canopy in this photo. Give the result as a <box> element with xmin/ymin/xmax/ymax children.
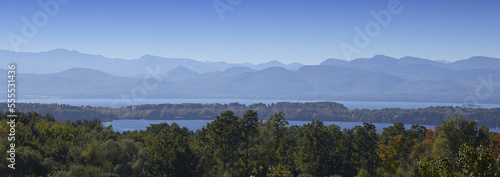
<box><xmin>1</xmin><ymin>102</ymin><xmax>499</xmax><ymax>128</ymax></box>
<box><xmin>1</xmin><ymin>110</ymin><xmax>500</xmax><ymax>176</ymax></box>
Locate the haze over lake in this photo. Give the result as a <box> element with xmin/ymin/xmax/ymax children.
<box><xmin>18</xmin><ymin>99</ymin><xmax>500</xmax><ymax>110</ymax></box>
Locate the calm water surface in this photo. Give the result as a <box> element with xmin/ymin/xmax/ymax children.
<box><xmin>102</xmin><ymin>119</ymin><xmax>500</xmax><ymax>133</ymax></box>
<box><xmin>16</xmin><ymin>99</ymin><xmax>500</xmax><ymax>132</ymax></box>
<box><xmin>18</xmin><ymin>99</ymin><xmax>500</xmax><ymax>109</ymax></box>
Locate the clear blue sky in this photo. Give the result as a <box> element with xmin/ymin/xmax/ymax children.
<box><xmin>1</xmin><ymin>0</ymin><xmax>499</xmax><ymax>64</ymax></box>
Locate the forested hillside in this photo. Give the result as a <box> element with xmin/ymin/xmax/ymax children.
<box><xmin>1</xmin><ymin>111</ymin><xmax>500</xmax><ymax>176</ymax></box>
<box><xmin>2</xmin><ymin>102</ymin><xmax>500</xmax><ymax>128</ymax></box>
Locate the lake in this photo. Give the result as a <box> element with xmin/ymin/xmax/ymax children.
<box><xmin>17</xmin><ymin>98</ymin><xmax>500</xmax><ymax>110</ymax></box>
<box><xmin>102</xmin><ymin>119</ymin><xmax>500</xmax><ymax>133</ymax></box>
<box><xmin>102</xmin><ymin>119</ymin><xmax>438</xmax><ymax>132</ymax></box>
<box><xmin>16</xmin><ymin>98</ymin><xmax>500</xmax><ymax>132</ymax></box>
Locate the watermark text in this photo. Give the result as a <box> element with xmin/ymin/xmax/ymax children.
<box><xmin>7</xmin><ymin>64</ymin><xmax>17</xmax><ymax>170</ymax></box>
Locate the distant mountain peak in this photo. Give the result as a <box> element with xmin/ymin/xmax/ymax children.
<box><xmin>56</xmin><ymin>67</ymin><xmax>117</xmax><ymax>78</ymax></box>
<box><xmin>320</xmin><ymin>59</ymin><xmax>348</xmax><ymax>67</ymax></box>
<box><xmin>43</xmin><ymin>48</ymin><xmax>80</xmax><ymax>53</ymax></box>
<box><xmin>259</xmin><ymin>66</ymin><xmax>289</xmax><ymax>73</ymax></box>
<box><xmin>371</xmin><ymin>55</ymin><xmax>397</xmax><ymax>60</ymax></box>
<box><xmin>224</xmin><ymin>66</ymin><xmax>254</xmax><ymax>73</ymax></box>
<box><xmin>399</xmin><ymin>56</ymin><xmax>428</xmax><ymax>60</ymax></box>
<box><xmin>49</xmin><ymin>48</ymin><xmax>72</xmax><ymax>52</ymax></box>
<box><xmin>436</xmin><ymin>60</ymin><xmax>451</xmax><ymax>64</ymax></box>
<box><xmin>325</xmin><ymin>58</ymin><xmax>346</xmax><ymax>61</ymax></box>
<box><xmin>263</xmin><ymin>60</ymin><xmax>284</xmax><ymax>65</ymax></box>
<box><xmin>139</xmin><ymin>54</ymin><xmax>160</xmax><ymax>60</ymax></box>
<box><xmin>62</xmin><ymin>67</ymin><xmax>108</xmax><ymax>74</ymax></box>
<box><xmin>43</xmin><ymin>48</ymin><xmax>110</xmax><ymax>60</ymax></box>
<box><xmin>373</xmin><ymin>54</ymin><xmax>392</xmax><ymax>58</ymax></box>
<box><xmin>398</xmin><ymin>56</ymin><xmax>445</xmax><ymax>66</ymax></box>
<box><xmin>47</xmin><ymin>49</ymin><xmax>89</xmax><ymax>55</ymax></box>
<box><xmin>467</xmin><ymin>56</ymin><xmax>499</xmax><ymax>61</ymax></box>
<box><xmin>449</xmin><ymin>56</ymin><xmax>500</xmax><ymax>70</ymax></box>
<box><xmin>169</xmin><ymin>66</ymin><xmax>197</xmax><ymax>73</ymax></box>
<box><xmin>162</xmin><ymin>66</ymin><xmax>200</xmax><ymax>81</ymax></box>
<box><xmin>264</xmin><ymin>66</ymin><xmax>287</xmax><ymax>69</ymax></box>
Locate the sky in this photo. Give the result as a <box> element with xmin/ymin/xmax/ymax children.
<box><xmin>1</xmin><ymin>0</ymin><xmax>499</xmax><ymax>65</ymax></box>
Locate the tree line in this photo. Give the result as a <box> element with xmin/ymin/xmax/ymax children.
<box><xmin>1</xmin><ymin>111</ymin><xmax>500</xmax><ymax>176</ymax></box>
<box><xmin>1</xmin><ymin>102</ymin><xmax>500</xmax><ymax>128</ymax></box>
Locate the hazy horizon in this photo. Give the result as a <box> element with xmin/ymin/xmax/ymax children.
<box><xmin>2</xmin><ymin>48</ymin><xmax>498</xmax><ymax>65</ymax></box>
<box><xmin>2</xmin><ymin>1</ymin><xmax>500</xmax><ymax>64</ymax></box>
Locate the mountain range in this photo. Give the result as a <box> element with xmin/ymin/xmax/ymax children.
<box><xmin>1</xmin><ymin>49</ymin><xmax>499</xmax><ymax>103</ymax></box>
<box><xmin>0</xmin><ymin>49</ymin><xmax>303</xmax><ymax>77</ymax></box>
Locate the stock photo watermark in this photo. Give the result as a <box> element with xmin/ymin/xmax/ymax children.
<box><xmin>7</xmin><ymin>0</ymin><xmax>70</xmax><ymax>51</ymax></box>
<box><xmin>445</xmin><ymin>74</ymin><xmax>499</xmax><ymax>121</ymax></box>
<box><xmin>6</xmin><ymin>64</ymin><xmax>17</xmax><ymax>170</ymax></box>
<box><xmin>463</xmin><ymin>74</ymin><xmax>499</xmax><ymax>107</ymax></box>
<box><xmin>213</xmin><ymin>0</ymin><xmax>244</xmax><ymax>21</ymax></box>
<box><xmin>111</xmin><ymin>65</ymin><xmax>163</xmax><ymax>108</ymax></box>
<box><xmin>339</xmin><ymin>0</ymin><xmax>408</xmax><ymax>60</ymax></box>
